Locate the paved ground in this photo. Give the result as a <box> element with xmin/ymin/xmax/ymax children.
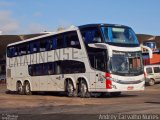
<box><xmin>0</xmin><ymin>84</ymin><xmax>160</xmax><ymax>120</ymax></box>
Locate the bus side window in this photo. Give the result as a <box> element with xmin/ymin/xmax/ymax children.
<box><xmin>46</xmin><ymin>38</ymin><xmax>51</xmax><ymax>51</ymax></box>
<box><xmin>51</xmin><ymin>36</ymin><xmax>57</xmax><ymax>50</ymax></box>
<box><xmin>55</xmin><ymin>61</ymin><xmax>61</xmax><ymax>74</ymax></box>
<box><xmin>57</xmin><ymin>35</ymin><xmax>64</xmax><ymax>49</ymax></box>
<box><xmin>29</xmin><ymin>41</ymin><xmax>40</xmax><ymax>53</ymax></box>
<box><xmin>48</xmin><ymin>63</ymin><xmax>54</xmax><ymax>75</ymax></box>
<box><xmin>65</xmin><ymin>32</ymin><xmax>81</xmax><ymax>49</ymax></box>
<box><xmin>19</xmin><ymin>44</ymin><xmax>27</xmax><ymax>55</ymax></box>
<box><xmin>43</xmin><ymin>63</ymin><xmax>49</xmax><ymax>75</ymax></box>
<box><xmin>28</xmin><ymin>65</ymin><xmax>33</xmax><ymax>76</ymax></box>
<box><xmin>14</xmin><ymin>46</ymin><xmax>19</xmax><ymax>56</ymax></box>
<box><xmin>35</xmin><ymin>64</ymin><xmax>42</xmax><ymax>76</ymax></box>
<box><xmin>88</xmin><ymin>51</ymin><xmax>107</xmax><ymax>72</ymax></box>
<box><xmin>81</xmin><ymin>28</ymin><xmax>102</xmax><ymax>44</ymax></box>
<box><xmin>7</xmin><ymin>47</ymin><xmax>14</xmax><ymax>57</ymax></box>
<box><xmin>61</xmin><ymin>60</ymin><xmax>86</xmax><ymax>74</ymax></box>
<box><xmin>40</xmin><ymin>39</ymin><xmax>47</xmax><ymax>52</ymax></box>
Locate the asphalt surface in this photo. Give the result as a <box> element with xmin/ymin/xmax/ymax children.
<box><xmin>0</xmin><ymin>84</ymin><xmax>160</xmax><ymax>120</ymax></box>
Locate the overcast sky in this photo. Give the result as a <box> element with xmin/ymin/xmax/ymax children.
<box><xmin>0</xmin><ymin>0</ymin><xmax>160</xmax><ymax>35</ymax></box>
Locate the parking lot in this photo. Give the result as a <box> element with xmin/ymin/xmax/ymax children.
<box><xmin>0</xmin><ymin>83</ymin><xmax>160</xmax><ymax>119</ymax></box>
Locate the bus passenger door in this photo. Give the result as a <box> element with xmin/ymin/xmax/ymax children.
<box><xmin>93</xmin><ymin>54</ymin><xmax>107</xmax><ymax>89</ymax></box>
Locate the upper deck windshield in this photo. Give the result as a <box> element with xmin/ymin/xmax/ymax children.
<box><xmin>80</xmin><ymin>25</ymin><xmax>139</xmax><ymax>47</ymax></box>
<box><xmin>101</xmin><ymin>26</ymin><xmax>139</xmax><ymax>46</ymax></box>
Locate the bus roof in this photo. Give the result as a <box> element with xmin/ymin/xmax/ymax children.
<box><xmin>78</xmin><ymin>23</ymin><xmax>130</xmax><ymax>29</ymax></box>
<box><xmin>7</xmin><ymin>26</ymin><xmax>78</xmax><ymax>47</ymax></box>
<box><xmin>7</xmin><ymin>23</ymin><xmax>131</xmax><ymax>47</ymax></box>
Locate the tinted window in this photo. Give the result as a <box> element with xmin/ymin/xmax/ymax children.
<box><xmin>154</xmin><ymin>67</ymin><xmax>160</xmax><ymax>73</ymax></box>
<box><xmin>29</xmin><ymin>41</ymin><xmax>40</xmax><ymax>53</ymax></box>
<box><xmin>62</xmin><ymin>60</ymin><xmax>85</xmax><ymax>74</ymax></box>
<box><xmin>88</xmin><ymin>49</ymin><xmax>107</xmax><ymax>72</ymax></box>
<box><xmin>40</xmin><ymin>39</ymin><xmax>47</xmax><ymax>52</ymax></box>
<box><xmin>81</xmin><ymin>27</ymin><xmax>102</xmax><ymax>44</ymax></box>
<box><xmin>28</xmin><ymin>60</ymin><xmax>85</xmax><ymax>76</ymax></box>
<box><xmin>7</xmin><ymin>32</ymin><xmax>79</xmax><ymax>58</ymax></box>
<box><xmin>39</xmin><ymin>37</ymin><xmax>52</xmax><ymax>51</ymax></box>
<box><xmin>55</xmin><ymin>61</ymin><xmax>61</xmax><ymax>74</ymax></box>
<box><xmin>65</xmin><ymin>32</ymin><xmax>81</xmax><ymax>49</ymax></box>
<box><xmin>57</xmin><ymin>35</ymin><xmax>64</xmax><ymax>49</ymax></box>
<box><xmin>146</xmin><ymin>67</ymin><xmax>152</xmax><ymax>74</ymax></box>
<box><xmin>7</xmin><ymin>47</ymin><xmax>15</xmax><ymax>57</ymax></box>
<box><xmin>102</xmin><ymin>27</ymin><xmax>139</xmax><ymax>45</ymax></box>
<box><xmin>51</xmin><ymin>36</ymin><xmax>57</xmax><ymax>50</ymax></box>
<box><xmin>48</xmin><ymin>63</ymin><xmax>55</xmax><ymax>75</ymax></box>
<box><xmin>19</xmin><ymin>44</ymin><xmax>27</xmax><ymax>55</ymax></box>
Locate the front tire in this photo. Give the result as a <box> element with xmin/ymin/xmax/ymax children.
<box><xmin>24</xmin><ymin>82</ymin><xmax>32</xmax><ymax>95</ymax></box>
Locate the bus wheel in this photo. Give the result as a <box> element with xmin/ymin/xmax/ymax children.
<box><xmin>79</xmin><ymin>81</ymin><xmax>90</xmax><ymax>98</ymax></box>
<box><xmin>110</xmin><ymin>92</ymin><xmax>121</xmax><ymax>97</ymax></box>
<box><xmin>148</xmin><ymin>79</ymin><xmax>155</xmax><ymax>86</ymax></box>
<box><xmin>66</xmin><ymin>80</ymin><xmax>76</xmax><ymax>97</ymax></box>
<box><xmin>24</xmin><ymin>82</ymin><xmax>32</xmax><ymax>95</ymax></box>
<box><xmin>17</xmin><ymin>82</ymin><xmax>24</xmax><ymax>95</ymax></box>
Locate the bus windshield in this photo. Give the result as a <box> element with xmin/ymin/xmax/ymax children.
<box><xmin>101</xmin><ymin>27</ymin><xmax>139</xmax><ymax>45</ymax></box>
<box><xmin>110</xmin><ymin>51</ymin><xmax>143</xmax><ymax>76</ymax></box>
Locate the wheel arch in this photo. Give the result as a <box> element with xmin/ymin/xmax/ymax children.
<box><xmin>16</xmin><ymin>80</ymin><xmax>23</xmax><ymax>90</ymax></box>
<box><xmin>23</xmin><ymin>79</ymin><xmax>32</xmax><ymax>91</ymax></box>
<box><xmin>64</xmin><ymin>77</ymin><xmax>76</xmax><ymax>91</ymax></box>
<box><xmin>77</xmin><ymin>76</ymin><xmax>90</xmax><ymax>90</ymax></box>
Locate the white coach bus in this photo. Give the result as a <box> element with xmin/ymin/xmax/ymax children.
<box><xmin>6</xmin><ymin>24</ymin><xmax>146</xmax><ymax>97</ymax></box>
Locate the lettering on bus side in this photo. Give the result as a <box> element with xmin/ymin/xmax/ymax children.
<box><xmin>8</xmin><ymin>48</ymin><xmax>80</xmax><ymax>67</ymax></box>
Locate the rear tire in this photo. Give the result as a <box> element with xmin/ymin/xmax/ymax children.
<box><xmin>17</xmin><ymin>82</ymin><xmax>24</xmax><ymax>95</ymax></box>
<box><xmin>66</xmin><ymin>80</ymin><xmax>77</xmax><ymax>97</ymax></box>
<box><xmin>148</xmin><ymin>79</ymin><xmax>155</xmax><ymax>86</ymax></box>
<box><xmin>24</xmin><ymin>82</ymin><xmax>32</xmax><ymax>95</ymax></box>
<box><xmin>79</xmin><ymin>81</ymin><xmax>90</xmax><ymax>98</ymax></box>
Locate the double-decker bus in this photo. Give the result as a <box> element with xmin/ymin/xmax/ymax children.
<box><xmin>6</xmin><ymin>24</ymin><xmax>145</xmax><ymax>97</ymax></box>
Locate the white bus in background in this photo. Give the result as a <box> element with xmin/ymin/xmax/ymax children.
<box><xmin>6</xmin><ymin>24</ymin><xmax>147</xmax><ymax>97</ymax></box>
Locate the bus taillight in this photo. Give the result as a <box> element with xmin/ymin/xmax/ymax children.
<box><xmin>105</xmin><ymin>73</ymin><xmax>112</xmax><ymax>89</ymax></box>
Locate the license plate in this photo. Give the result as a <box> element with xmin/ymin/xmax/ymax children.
<box><xmin>127</xmin><ymin>86</ymin><xmax>134</xmax><ymax>90</ymax></box>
